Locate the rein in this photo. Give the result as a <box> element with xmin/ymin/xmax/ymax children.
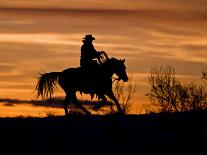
<box><xmin>112</xmin><ymin>77</ymin><xmax>121</xmax><ymax>83</ymax></box>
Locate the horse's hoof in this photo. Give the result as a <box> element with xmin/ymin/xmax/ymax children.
<box><xmin>117</xmin><ymin>110</ymin><xmax>125</xmax><ymax>115</ymax></box>
<box><xmin>93</xmin><ymin>105</ymin><xmax>101</xmax><ymax>110</ymax></box>
<box><xmin>83</xmin><ymin>110</ymin><xmax>91</xmax><ymax>115</ymax></box>
<box><xmin>93</xmin><ymin>102</ymin><xmax>105</xmax><ymax>110</ymax></box>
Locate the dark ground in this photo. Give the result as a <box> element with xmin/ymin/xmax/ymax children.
<box><xmin>0</xmin><ymin>111</ymin><xmax>206</xmax><ymax>155</ymax></box>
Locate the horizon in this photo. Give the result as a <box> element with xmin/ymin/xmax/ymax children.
<box><xmin>0</xmin><ymin>1</ymin><xmax>207</xmax><ymax>117</ymax></box>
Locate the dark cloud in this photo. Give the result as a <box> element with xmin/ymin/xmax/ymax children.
<box><xmin>0</xmin><ymin>63</ymin><xmax>15</xmax><ymax>72</ymax></box>
<box><xmin>126</xmin><ymin>53</ymin><xmax>206</xmax><ymax>75</ymax></box>
<box><xmin>0</xmin><ymin>97</ymin><xmax>63</xmax><ymax>108</ymax></box>
<box><xmin>0</xmin><ymin>97</ymin><xmax>109</xmax><ymax>108</ymax></box>
<box><xmin>1</xmin><ymin>0</ymin><xmax>207</xmax><ymax>11</ymax></box>
<box><xmin>182</xmin><ymin>45</ymin><xmax>207</xmax><ymax>52</ymax></box>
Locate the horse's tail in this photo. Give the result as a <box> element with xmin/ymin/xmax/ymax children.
<box><xmin>36</xmin><ymin>72</ymin><xmax>60</xmax><ymax>99</ymax></box>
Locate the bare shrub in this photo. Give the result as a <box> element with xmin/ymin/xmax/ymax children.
<box><xmin>202</xmin><ymin>69</ymin><xmax>207</xmax><ymax>80</ymax></box>
<box><xmin>146</xmin><ymin>66</ymin><xmax>179</xmax><ymax>112</ymax></box>
<box><xmin>146</xmin><ymin>66</ymin><xmax>207</xmax><ymax>113</ymax></box>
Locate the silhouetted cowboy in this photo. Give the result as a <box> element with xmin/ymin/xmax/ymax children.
<box><xmin>80</xmin><ymin>34</ymin><xmax>102</xmax><ymax>70</ymax></box>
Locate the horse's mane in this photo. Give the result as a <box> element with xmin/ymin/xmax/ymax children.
<box><xmin>101</xmin><ymin>57</ymin><xmax>119</xmax><ymax>69</ymax></box>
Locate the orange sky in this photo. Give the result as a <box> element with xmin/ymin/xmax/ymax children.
<box><xmin>0</xmin><ymin>1</ymin><xmax>207</xmax><ymax>116</ymax></box>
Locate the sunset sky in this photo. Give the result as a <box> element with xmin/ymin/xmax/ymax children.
<box><xmin>0</xmin><ymin>0</ymin><xmax>207</xmax><ymax>116</ymax></box>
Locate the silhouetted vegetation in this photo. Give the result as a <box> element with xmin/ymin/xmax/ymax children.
<box><xmin>109</xmin><ymin>76</ymin><xmax>137</xmax><ymax>114</ymax></box>
<box><xmin>146</xmin><ymin>66</ymin><xmax>207</xmax><ymax>113</ymax></box>
<box><xmin>202</xmin><ymin>69</ymin><xmax>207</xmax><ymax>80</ymax></box>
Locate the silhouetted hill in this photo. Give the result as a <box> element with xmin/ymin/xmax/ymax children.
<box><xmin>0</xmin><ymin>111</ymin><xmax>206</xmax><ymax>155</ymax></box>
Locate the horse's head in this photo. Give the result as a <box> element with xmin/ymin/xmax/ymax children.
<box><xmin>109</xmin><ymin>58</ymin><xmax>128</xmax><ymax>82</ymax></box>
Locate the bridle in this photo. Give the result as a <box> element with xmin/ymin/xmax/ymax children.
<box><xmin>98</xmin><ymin>51</ymin><xmax>123</xmax><ymax>83</ymax></box>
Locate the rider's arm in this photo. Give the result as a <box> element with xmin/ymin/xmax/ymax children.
<box><xmin>91</xmin><ymin>44</ymin><xmax>101</xmax><ymax>58</ymax></box>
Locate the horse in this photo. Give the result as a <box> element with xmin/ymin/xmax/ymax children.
<box><xmin>35</xmin><ymin>56</ymin><xmax>128</xmax><ymax>115</ymax></box>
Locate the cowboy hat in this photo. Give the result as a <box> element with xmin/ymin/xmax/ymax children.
<box><xmin>83</xmin><ymin>34</ymin><xmax>95</xmax><ymax>40</ymax></box>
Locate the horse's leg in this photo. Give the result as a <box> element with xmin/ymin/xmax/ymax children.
<box><xmin>62</xmin><ymin>94</ymin><xmax>70</xmax><ymax>115</ymax></box>
<box><xmin>106</xmin><ymin>90</ymin><xmax>123</xmax><ymax>113</ymax></box>
<box><xmin>70</xmin><ymin>92</ymin><xmax>91</xmax><ymax>115</ymax></box>
<box><xmin>93</xmin><ymin>95</ymin><xmax>108</xmax><ymax>110</ymax></box>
